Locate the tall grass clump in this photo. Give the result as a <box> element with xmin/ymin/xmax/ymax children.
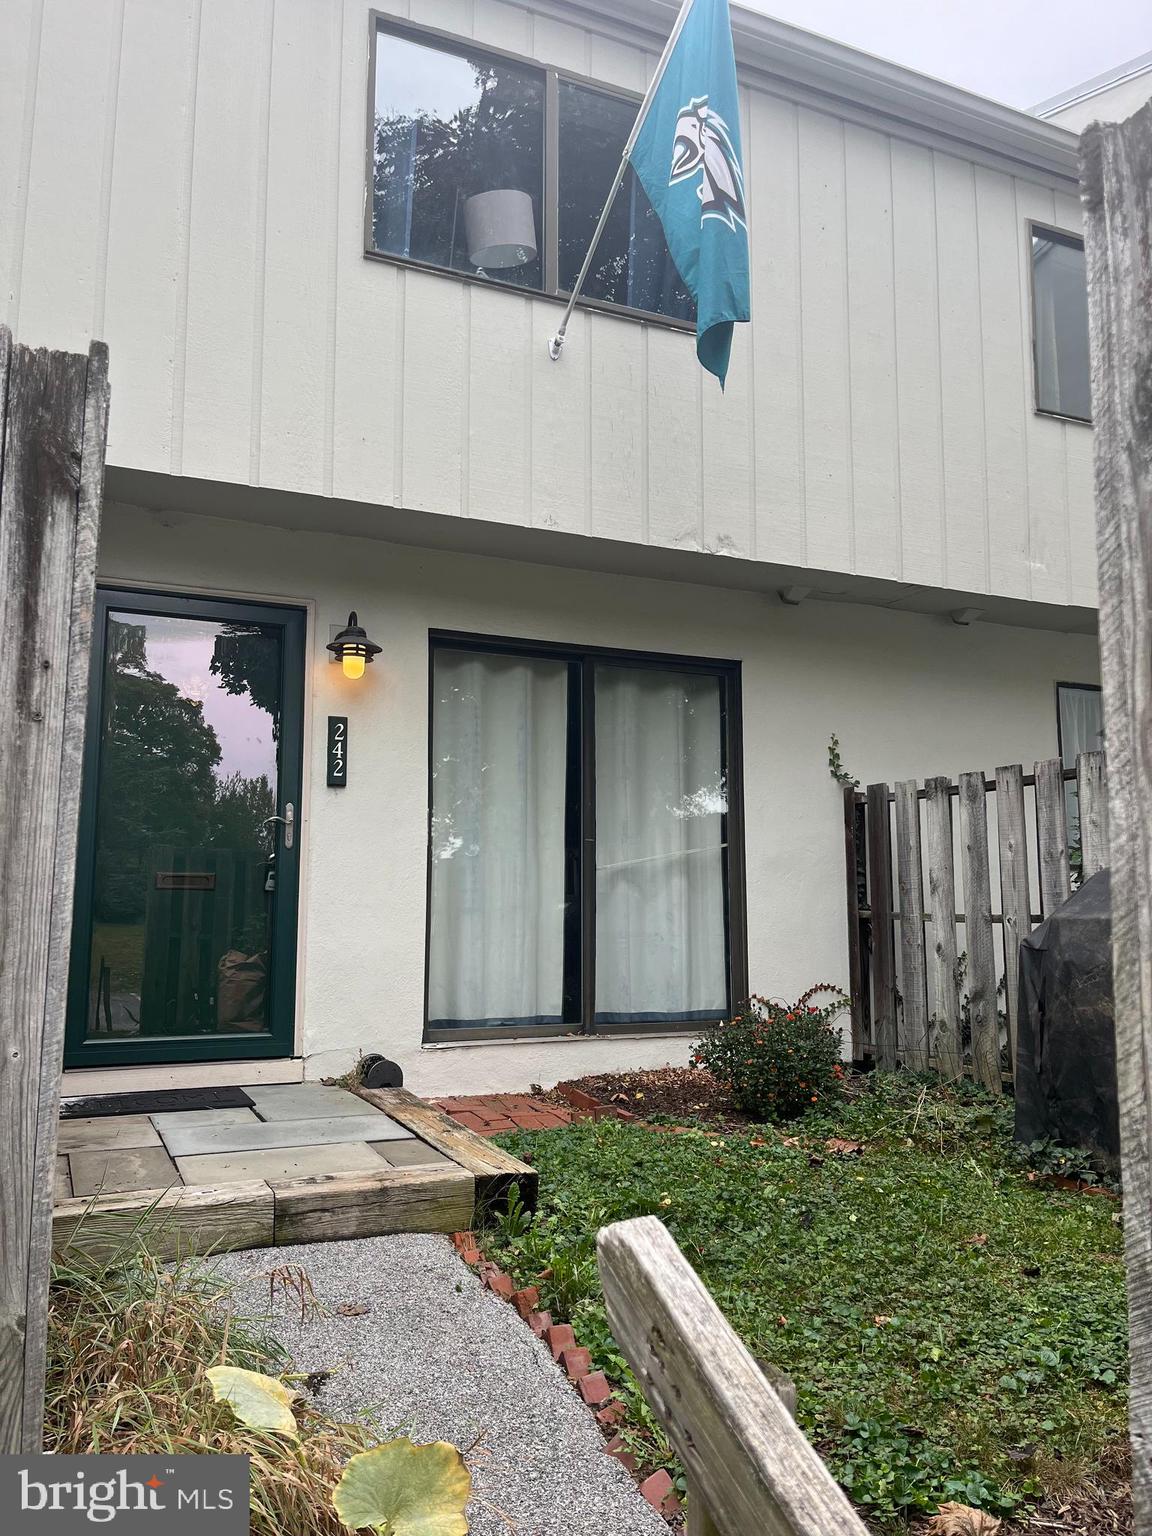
<box><xmin>44</xmin><ymin>1240</ymin><xmax>375</xmax><ymax>1535</ymax></box>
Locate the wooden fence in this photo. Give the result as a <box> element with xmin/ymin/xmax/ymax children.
<box><xmin>844</xmin><ymin>752</ymin><xmax>1109</xmax><ymax>1090</ymax></box>
<box><xmin>0</xmin><ymin>328</ymin><xmax>109</xmax><ymax>1452</ymax></box>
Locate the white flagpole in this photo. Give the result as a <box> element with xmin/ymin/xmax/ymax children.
<box><xmin>547</xmin><ymin>0</ymin><xmax>698</xmax><ymax>360</ymax></box>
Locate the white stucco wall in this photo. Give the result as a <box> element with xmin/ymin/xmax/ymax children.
<box><xmin>95</xmin><ymin>501</ymin><xmax>1099</xmax><ymax>1096</ymax></box>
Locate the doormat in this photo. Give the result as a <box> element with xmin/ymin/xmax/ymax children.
<box><xmin>60</xmin><ymin>1086</ymin><xmax>256</xmax><ymax>1119</ymax></box>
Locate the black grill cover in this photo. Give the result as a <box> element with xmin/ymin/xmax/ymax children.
<box><xmin>1013</xmin><ymin>869</ymin><xmax>1118</xmax><ymax>1164</ymax></box>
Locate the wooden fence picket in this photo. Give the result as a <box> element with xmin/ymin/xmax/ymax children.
<box><xmin>1077</xmin><ymin>750</ymin><xmax>1110</xmax><ymax>879</ymax></box>
<box><xmin>1035</xmin><ymin>757</ymin><xmax>1072</xmax><ymax>916</ymax></box>
<box><xmin>957</xmin><ymin>771</ymin><xmax>1000</xmax><ymax>1092</ymax></box>
<box><xmin>995</xmin><ymin>763</ymin><xmax>1032</xmax><ymax>1069</ymax></box>
<box><xmin>865</xmin><ymin>782</ymin><xmax>897</xmax><ymax>1070</ymax></box>
<box><xmin>893</xmin><ymin>780</ymin><xmax>928</xmax><ymax>1070</ymax></box>
<box><xmin>924</xmin><ymin>777</ymin><xmax>962</xmax><ymax>1078</ymax></box>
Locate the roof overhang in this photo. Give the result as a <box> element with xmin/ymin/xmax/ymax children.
<box><xmin>536</xmin><ymin>0</ymin><xmax>1081</xmax><ymax>185</ymax></box>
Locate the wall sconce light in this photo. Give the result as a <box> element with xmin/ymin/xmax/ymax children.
<box><xmin>327</xmin><ymin>611</ymin><xmax>381</xmax><ymax>680</ymax></box>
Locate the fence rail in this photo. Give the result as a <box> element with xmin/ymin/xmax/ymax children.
<box><xmin>845</xmin><ymin>752</ymin><xmax>1108</xmax><ymax>1087</ymax></box>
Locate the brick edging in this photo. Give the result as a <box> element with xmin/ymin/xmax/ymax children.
<box><xmin>449</xmin><ymin>1229</ymin><xmax>681</xmax><ymax>1522</ymax></box>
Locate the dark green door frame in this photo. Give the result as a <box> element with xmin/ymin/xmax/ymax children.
<box><xmin>64</xmin><ymin>588</ymin><xmax>306</xmax><ymax>1068</ymax></box>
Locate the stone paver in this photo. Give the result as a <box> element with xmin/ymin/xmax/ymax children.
<box><xmin>150</xmin><ymin>1108</ymin><xmax>260</xmax><ymax>1134</ymax></box>
<box><xmin>69</xmin><ymin>1146</ymin><xmax>180</xmax><ymax>1196</ymax></box>
<box><xmin>245</xmin><ymin>1084</ymin><xmax>378</xmax><ymax>1120</ymax></box>
<box><xmin>158</xmin><ymin>1113</ymin><xmax>412</xmax><ymax>1158</ymax></box>
<box><xmin>58</xmin><ymin>1115</ymin><xmax>162</xmax><ymax>1152</ymax></box>
<box><xmin>370</xmin><ymin>1139</ymin><xmax>455</xmax><ymax>1169</ymax></box>
<box><xmin>175</xmin><ymin>1141</ymin><xmax>389</xmax><ymax>1185</ymax></box>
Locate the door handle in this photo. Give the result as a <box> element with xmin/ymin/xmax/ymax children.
<box><xmin>262</xmin><ymin>803</ymin><xmax>295</xmax><ymax>849</ymax></box>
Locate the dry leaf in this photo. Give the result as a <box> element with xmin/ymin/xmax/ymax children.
<box><xmin>336</xmin><ymin>1302</ymin><xmax>371</xmax><ymax>1317</ymax></box>
<box><xmin>873</xmin><ymin>1315</ymin><xmax>892</xmax><ymax>1326</ymax></box>
<box><xmin>825</xmin><ymin>1138</ymin><xmax>864</xmax><ymax>1156</ymax></box>
<box><xmin>925</xmin><ymin>1501</ymin><xmax>1002</xmax><ymax>1535</ymax></box>
<box><xmin>964</xmin><ymin>1233</ymin><xmax>988</xmax><ymax>1247</ymax></box>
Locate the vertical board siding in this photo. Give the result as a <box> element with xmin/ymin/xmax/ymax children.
<box><xmin>257</xmin><ymin>0</ymin><xmax>342</xmax><ymax>495</ymax></box>
<box><xmin>13</xmin><ymin>0</ymin><xmax>122</xmax><ymax>351</ymax></box>
<box><xmin>0</xmin><ymin>0</ymin><xmax>46</xmax><ymax>337</ymax></box>
<box><xmin>102</xmin><ymin>0</ymin><xmax>199</xmax><ymax>472</ymax></box>
<box><xmin>1014</xmin><ymin>179</ymin><xmax>1071</xmax><ymax>605</ymax></box>
<box><xmin>975</xmin><ymin>167</ymin><xmax>1030</xmax><ymax>599</ymax></box>
<box><xmin>890</xmin><ymin>139</ymin><xmax>944</xmax><ymax>588</ymax></box>
<box><xmin>748</xmin><ymin>92</ymin><xmax>805</xmax><ymax>567</ymax></box>
<box><xmin>797</xmin><ymin>108</ymin><xmax>853</xmax><ymax>571</ymax></box>
<box><xmin>469</xmin><ymin>288</ymin><xmax>532</xmax><ymax>525</ymax></box>
<box><xmin>934</xmin><ymin>153</ymin><xmax>988</xmax><ymax>594</ymax></box>
<box><xmin>844</xmin><ymin>124</ymin><xmax>900</xmax><ymax>581</ymax></box>
<box><xmin>181</xmin><ymin>0</ymin><xmax>274</xmax><ymax>486</ymax></box>
<box><xmin>0</xmin><ymin>0</ymin><xmax>1091</xmax><ymax>606</ymax></box>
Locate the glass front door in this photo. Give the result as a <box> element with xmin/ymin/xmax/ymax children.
<box><xmin>65</xmin><ymin>590</ymin><xmax>305</xmax><ymax>1066</ymax></box>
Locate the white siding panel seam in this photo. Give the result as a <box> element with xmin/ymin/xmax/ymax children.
<box><xmin>743</xmin><ymin>91</ymin><xmax>758</xmax><ymax>564</ymax></box>
<box><xmin>970</xmin><ymin>166</ymin><xmax>991</xmax><ymax>596</ymax></box>
<box><xmin>794</xmin><ymin>104</ymin><xmax>808</xmax><ymax>568</ymax></box>
<box><xmin>930</xmin><ymin>162</ymin><xmax>947</xmax><ymax>585</ymax></box>
<box><xmin>169</xmin><ymin>0</ymin><xmax>205</xmax><ymax>478</ymax></box>
<box><xmin>887</xmin><ymin>139</ymin><xmax>903</xmax><ymax>580</ymax></box>
<box><xmin>640</xmin><ymin>324</ymin><xmax>651</xmax><ymax>545</ymax></box>
<box><xmin>583</xmin><ymin>325</ymin><xmax>593</xmax><ymax>535</ymax></box>
<box><xmin>394</xmin><ymin>265</ymin><xmax>408</xmax><ymax>507</ymax></box>
<box><xmin>461</xmin><ymin>282</ymin><xmax>472</xmax><ymax>518</ymax></box>
<box><xmin>840</xmin><ymin>120</ymin><xmax>857</xmax><ymax>571</ymax></box>
<box><xmin>90</xmin><ymin>0</ymin><xmax>127</xmax><ymax>342</ymax></box>
<box><xmin>324</xmin><ymin>0</ymin><xmax>348</xmax><ymax>500</ymax></box>
<box><xmin>4</xmin><ymin>0</ymin><xmax>47</xmax><ymax>338</ymax></box>
<box><xmin>248</xmin><ymin>0</ymin><xmax>277</xmax><ymax>486</ymax></box>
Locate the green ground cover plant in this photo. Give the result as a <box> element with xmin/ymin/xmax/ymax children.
<box><xmin>486</xmin><ymin>1073</ymin><xmax>1128</xmax><ymax>1530</ymax></box>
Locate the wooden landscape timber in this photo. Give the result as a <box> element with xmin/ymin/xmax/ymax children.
<box><xmin>1081</xmin><ymin>98</ymin><xmax>1152</xmax><ymax>1529</ymax></box>
<box><xmin>355</xmin><ymin>1085</ymin><xmax>539</xmax><ymax>1214</ymax></box>
<box><xmin>599</xmin><ymin>1216</ymin><xmax>868</xmax><ymax>1536</ymax></box>
<box><xmin>0</xmin><ymin>329</ymin><xmax>109</xmax><ymax>1454</ymax></box>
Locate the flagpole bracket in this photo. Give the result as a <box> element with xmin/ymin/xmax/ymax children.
<box><xmin>547</xmin><ymin>332</ymin><xmax>565</xmax><ymax>361</ymax></box>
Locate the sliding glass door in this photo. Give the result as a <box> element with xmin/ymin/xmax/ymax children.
<box><xmin>425</xmin><ymin>635</ymin><xmax>744</xmax><ymax>1040</ymax></box>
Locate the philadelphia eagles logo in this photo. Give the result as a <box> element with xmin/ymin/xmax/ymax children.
<box><xmin>669</xmin><ymin>96</ymin><xmax>746</xmax><ymax>232</ymax></box>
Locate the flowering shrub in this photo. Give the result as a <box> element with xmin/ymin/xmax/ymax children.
<box><xmin>691</xmin><ymin>985</ymin><xmax>849</xmax><ymax>1120</ymax></box>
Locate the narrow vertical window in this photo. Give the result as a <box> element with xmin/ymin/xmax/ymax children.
<box><xmin>1031</xmin><ymin>226</ymin><xmax>1091</xmax><ymax>421</ymax></box>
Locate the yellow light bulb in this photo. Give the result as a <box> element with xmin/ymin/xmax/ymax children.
<box><xmin>342</xmin><ymin>652</ymin><xmax>365</xmax><ymax>680</ymax></box>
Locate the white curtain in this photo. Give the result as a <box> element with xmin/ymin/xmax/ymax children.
<box><xmin>594</xmin><ymin>666</ymin><xmax>728</xmax><ymax>1023</ymax></box>
<box><xmin>427</xmin><ymin>651</ymin><xmax>568</xmax><ymax>1028</ymax></box>
<box><xmin>1058</xmin><ymin>684</ymin><xmax>1103</xmax><ymax>766</ymax></box>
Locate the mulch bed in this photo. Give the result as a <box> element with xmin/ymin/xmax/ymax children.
<box><xmin>541</xmin><ymin>1065</ymin><xmax>754</xmax><ymax>1131</ymax></box>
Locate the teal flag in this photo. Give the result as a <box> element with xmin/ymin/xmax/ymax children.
<box><xmin>629</xmin><ymin>0</ymin><xmax>750</xmax><ymax>386</ymax></box>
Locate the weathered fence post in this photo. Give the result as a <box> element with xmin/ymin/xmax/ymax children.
<box><xmin>598</xmin><ymin>1217</ymin><xmax>868</xmax><ymax>1535</ymax></box>
<box><xmin>865</xmin><ymin>783</ymin><xmax>897</xmax><ymax>1070</ymax></box>
<box><xmin>0</xmin><ymin>329</ymin><xmax>109</xmax><ymax>1451</ymax></box>
<box><xmin>924</xmin><ymin>777</ymin><xmax>962</xmax><ymax>1077</ymax></box>
<box><xmin>1081</xmin><ymin>99</ymin><xmax>1152</xmax><ymax>1528</ymax></box>
<box><xmin>957</xmin><ymin>771</ymin><xmax>999</xmax><ymax>1091</ymax></box>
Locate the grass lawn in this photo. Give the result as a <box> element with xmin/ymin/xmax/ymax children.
<box><xmin>486</xmin><ymin>1074</ymin><xmax>1128</xmax><ymax>1531</ymax></box>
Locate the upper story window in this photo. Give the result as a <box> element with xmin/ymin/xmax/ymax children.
<box><xmin>1030</xmin><ymin>225</ymin><xmax>1091</xmax><ymax>423</ymax></box>
<box><xmin>369</xmin><ymin>20</ymin><xmax>695</xmax><ymax>327</ymax></box>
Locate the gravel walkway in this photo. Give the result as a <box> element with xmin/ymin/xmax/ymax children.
<box><xmin>211</xmin><ymin>1233</ymin><xmax>668</xmax><ymax>1536</ymax></box>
